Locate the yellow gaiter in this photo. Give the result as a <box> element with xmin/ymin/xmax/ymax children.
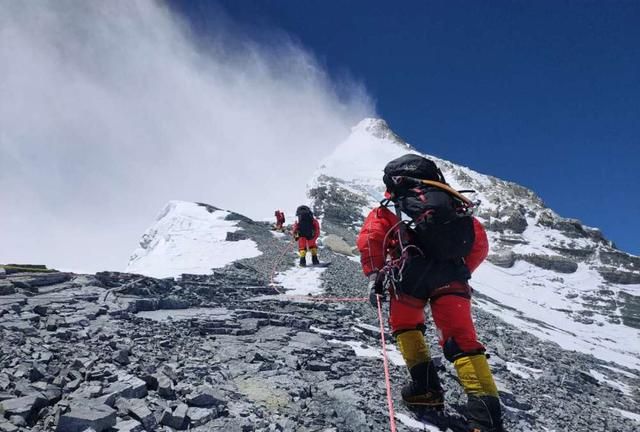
<box><xmin>396</xmin><ymin>330</ymin><xmax>431</xmax><ymax>369</ymax></box>
<box><xmin>453</xmin><ymin>354</ymin><xmax>499</xmax><ymax>397</ymax></box>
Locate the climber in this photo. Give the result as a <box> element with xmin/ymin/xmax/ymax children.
<box><xmin>356</xmin><ymin>154</ymin><xmax>504</xmax><ymax>432</ymax></box>
<box><xmin>274</xmin><ymin>210</ymin><xmax>286</xmax><ymax>232</ymax></box>
<box><xmin>292</xmin><ymin>205</ymin><xmax>320</xmax><ymax>267</ymax></box>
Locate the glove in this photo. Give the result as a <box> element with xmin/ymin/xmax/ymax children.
<box><xmin>367</xmin><ymin>272</ymin><xmax>385</xmax><ymax>307</ymax></box>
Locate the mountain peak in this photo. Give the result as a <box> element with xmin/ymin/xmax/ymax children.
<box><xmin>351</xmin><ymin>117</ymin><xmax>407</xmax><ymax>145</ymax></box>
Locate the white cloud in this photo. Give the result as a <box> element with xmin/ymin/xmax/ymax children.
<box><xmin>0</xmin><ymin>1</ymin><xmax>373</xmax><ymax>272</ymax></box>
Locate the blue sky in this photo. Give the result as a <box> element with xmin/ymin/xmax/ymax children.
<box><xmin>175</xmin><ymin>1</ymin><xmax>639</xmax><ymax>255</ymax></box>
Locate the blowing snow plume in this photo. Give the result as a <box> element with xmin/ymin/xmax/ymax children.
<box><xmin>0</xmin><ymin>1</ymin><xmax>373</xmax><ymax>272</ymax></box>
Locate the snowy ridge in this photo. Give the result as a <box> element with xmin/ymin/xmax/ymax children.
<box><xmin>309</xmin><ymin>118</ymin><xmax>640</xmax><ymax>370</ymax></box>
<box><xmin>126</xmin><ymin>201</ymin><xmax>261</xmax><ymax>278</ymax></box>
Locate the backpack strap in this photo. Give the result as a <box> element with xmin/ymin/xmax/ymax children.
<box><xmin>390</xmin><ymin>175</ymin><xmax>475</xmax><ymax>208</ymax></box>
<box><xmin>418</xmin><ymin>180</ymin><xmax>475</xmax><ymax>208</ymax></box>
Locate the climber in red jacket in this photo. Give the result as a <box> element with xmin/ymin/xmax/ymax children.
<box><xmin>274</xmin><ymin>210</ymin><xmax>286</xmax><ymax>232</ymax></box>
<box><xmin>292</xmin><ymin>205</ymin><xmax>321</xmax><ymax>267</ymax></box>
<box><xmin>356</xmin><ymin>154</ymin><xmax>503</xmax><ymax>432</ymax></box>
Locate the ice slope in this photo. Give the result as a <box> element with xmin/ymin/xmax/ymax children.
<box><xmin>309</xmin><ymin>118</ymin><xmax>640</xmax><ymax>370</ymax></box>
<box><xmin>126</xmin><ymin>201</ymin><xmax>261</xmax><ymax>278</ymax></box>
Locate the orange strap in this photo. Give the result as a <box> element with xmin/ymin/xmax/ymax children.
<box><xmin>418</xmin><ymin>179</ymin><xmax>475</xmax><ymax>207</ymax></box>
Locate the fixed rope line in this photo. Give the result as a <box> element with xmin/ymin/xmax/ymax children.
<box><xmin>269</xmin><ymin>241</ymin><xmax>296</xmax><ymax>296</ymax></box>
<box><xmin>376</xmin><ymin>294</ymin><xmax>398</xmax><ymax>432</ymax></box>
<box><xmin>269</xmin><ymin>239</ymin><xmax>396</xmax><ymax>430</ymax></box>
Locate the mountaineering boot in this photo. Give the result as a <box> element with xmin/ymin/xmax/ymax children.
<box><xmin>395</xmin><ymin>329</ymin><xmax>444</xmax><ymax>408</ymax></box>
<box><xmin>401</xmin><ymin>361</ymin><xmax>444</xmax><ymax>408</ymax></box>
<box><xmin>312</xmin><ymin>255</ymin><xmax>320</xmax><ymax>265</ymax></box>
<box><xmin>299</xmin><ymin>256</ymin><xmax>306</xmax><ymax>267</ymax></box>
<box><xmin>467</xmin><ymin>395</ymin><xmax>504</xmax><ymax>432</ymax></box>
<box><xmin>452</xmin><ymin>354</ymin><xmax>503</xmax><ymax>431</ymax></box>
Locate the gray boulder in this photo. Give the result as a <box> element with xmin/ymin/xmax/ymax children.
<box><xmin>155</xmin><ymin>373</ymin><xmax>175</xmax><ymax>399</ymax></box>
<box><xmin>0</xmin><ymin>393</ymin><xmax>48</xmax><ymax>425</ymax></box>
<box><xmin>10</xmin><ymin>272</ymin><xmax>72</xmax><ymax>289</ymax></box>
<box><xmin>124</xmin><ymin>399</ymin><xmax>155</xmax><ymax>431</ymax></box>
<box><xmin>186</xmin><ymin>385</ymin><xmax>226</xmax><ymax>407</ymax></box>
<box><xmin>56</xmin><ymin>401</ymin><xmax>116</xmax><ymax>432</ymax></box>
<box><xmin>160</xmin><ymin>403</ymin><xmax>188</xmax><ymax>430</ymax></box>
<box><xmin>322</xmin><ymin>235</ymin><xmax>354</xmax><ymax>256</ymax></box>
<box><xmin>113</xmin><ymin>419</ymin><xmax>143</xmax><ymax>432</ymax></box>
<box><xmin>0</xmin><ymin>419</ymin><xmax>18</xmax><ymax>432</ymax></box>
<box><xmin>0</xmin><ymin>281</ymin><xmax>15</xmax><ymax>295</ymax></box>
<box><xmin>159</xmin><ymin>296</ymin><xmax>191</xmax><ymax>309</ymax></box>
<box><xmin>98</xmin><ymin>375</ymin><xmax>147</xmax><ymax>406</ymax></box>
<box><xmin>187</xmin><ymin>407</ymin><xmax>216</xmax><ymax>427</ymax></box>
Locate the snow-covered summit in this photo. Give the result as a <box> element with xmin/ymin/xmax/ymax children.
<box><xmin>351</xmin><ymin>117</ymin><xmax>409</xmax><ymax>143</ymax></box>
<box><xmin>316</xmin><ymin>117</ymin><xmax>413</xmax><ymax>184</ymax></box>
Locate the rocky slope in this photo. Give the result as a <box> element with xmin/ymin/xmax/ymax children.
<box><xmin>1</xmin><ymin>206</ymin><xmax>639</xmax><ymax>431</ymax></box>
<box><xmin>2</xmin><ymin>118</ymin><xmax>639</xmax><ymax>432</ymax></box>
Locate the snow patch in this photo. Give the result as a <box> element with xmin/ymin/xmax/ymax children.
<box><xmin>273</xmin><ymin>259</ymin><xmax>327</xmax><ymax>297</ymax></box>
<box><xmin>396</xmin><ymin>412</ymin><xmax>440</xmax><ymax>431</ymax></box>
<box><xmin>506</xmin><ymin>362</ymin><xmax>543</xmax><ymax>380</ymax></box>
<box><xmin>473</xmin><ymin>262</ymin><xmax>640</xmax><ymax>370</ymax></box>
<box><xmin>611</xmin><ymin>408</ymin><xmax>640</xmax><ymax>422</ymax></box>
<box><xmin>329</xmin><ymin>339</ymin><xmax>405</xmax><ymax>366</ymax></box>
<box><xmin>126</xmin><ymin>201</ymin><xmax>261</xmax><ymax>278</ymax></box>
<box><xmin>589</xmin><ymin>369</ymin><xmax>635</xmax><ymax>396</ymax></box>
<box><xmin>309</xmin><ymin>326</ymin><xmax>336</xmax><ymax>335</ymax></box>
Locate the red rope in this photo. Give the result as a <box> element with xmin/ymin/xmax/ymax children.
<box><xmin>376</xmin><ymin>294</ymin><xmax>398</xmax><ymax>432</ymax></box>
<box><xmin>271</xmin><ymin>241</ymin><xmax>396</xmax><ymax>430</ymax></box>
<box><xmin>269</xmin><ymin>241</ymin><xmax>296</xmax><ymax>295</ymax></box>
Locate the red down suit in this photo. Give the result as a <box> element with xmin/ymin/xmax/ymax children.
<box><xmin>356</xmin><ymin>206</ymin><xmax>489</xmax><ymax>353</ymax></box>
<box><xmin>293</xmin><ymin>217</ymin><xmax>320</xmax><ymax>251</ymax></box>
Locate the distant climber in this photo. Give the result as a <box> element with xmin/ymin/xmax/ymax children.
<box><xmin>274</xmin><ymin>210</ymin><xmax>286</xmax><ymax>232</ymax></box>
<box><xmin>292</xmin><ymin>205</ymin><xmax>320</xmax><ymax>267</ymax></box>
<box><xmin>356</xmin><ymin>154</ymin><xmax>504</xmax><ymax>432</ymax></box>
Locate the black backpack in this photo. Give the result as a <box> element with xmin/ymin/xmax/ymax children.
<box><xmin>296</xmin><ymin>205</ymin><xmax>315</xmax><ymax>239</ymax></box>
<box><xmin>383</xmin><ymin>154</ymin><xmax>475</xmax><ymax>260</ymax></box>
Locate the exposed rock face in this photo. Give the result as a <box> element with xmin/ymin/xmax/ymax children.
<box><xmin>488</xmin><ymin>208</ymin><xmax>529</xmax><ymax>234</ymax></box>
<box><xmin>599</xmin><ymin>268</ymin><xmax>640</xmax><ymax>285</ymax></box>
<box><xmin>308</xmin><ymin>175</ymin><xmax>370</xmax><ymax>244</ymax></box>
<box><xmin>487</xmin><ymin>251</ymin><xmax>516</xmax><ymax>269</ymax></box>
<box><xmin>618</xmin><ymin>291</ymin><xmax>640</xmax><ymax>329</ymax></box>
<box><xmin>519</xmin><ymin>254</ymin><xmax>579</xmax><ymax>274</ymax></box>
